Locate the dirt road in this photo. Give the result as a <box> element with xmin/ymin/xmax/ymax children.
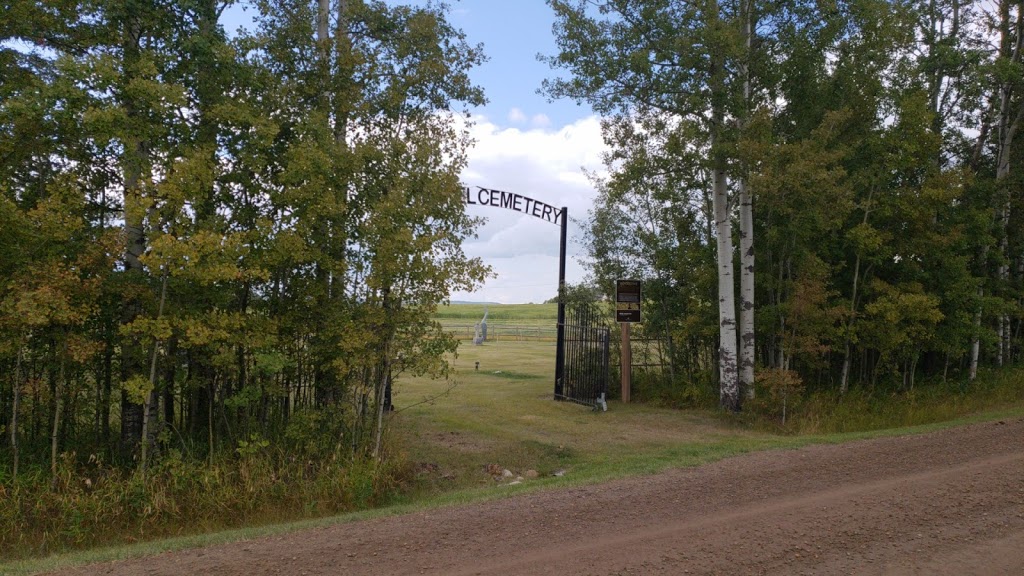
<box><xmin>48</xmin><ymin>418</ymin><xmax>1024</xmax><ymax>575</ymax></box>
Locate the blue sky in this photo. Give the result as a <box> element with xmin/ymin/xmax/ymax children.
<box><xmin>444</xmin><ymin>0</ymin><xmax>589</xmax><ymax>129</ymax></box>
<box><xmin>223</xmin><ymin>1</ymin><xmax>605</xmax><ymax>304</ymax></box>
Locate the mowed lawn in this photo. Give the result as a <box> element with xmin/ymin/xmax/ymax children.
<box><xmin>433</xmin><ymin>302</ymin><xmax>560</xmax><ymax>341</ymax></box>
<box><xmin>391</xmin><ymin>333</ymin><xmax>777</xmax><ymax>500</ymax></box>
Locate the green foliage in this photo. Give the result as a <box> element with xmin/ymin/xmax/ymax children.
<box><xmin>553</xmin><ymin>0</ymin><xmax>1024</xmax><ymax>398</ymax></box>
<box><xmin>748</xmin><ymin>369</ymin><xmax>806</xmax><ymax>425</ymax></box>
<box><xmin>743</xmin><ymin>365</ymin><xmax>1024</xmax><ymax>435</ymax></box>
<box><xmin>0</xmin><ymin>445</ymin><xmax>408</xmax><ymax>561</ymax></box>
<box><xmin>0</xmin><ymin>0</ymin><xmax>490</xmax><ymax>547</ymax></box>
<box><xmin>629</xmin><ymin>370</ymin><xmax>719</xmax><ymax>409</ymax></box>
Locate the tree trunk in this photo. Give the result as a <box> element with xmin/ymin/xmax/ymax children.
<box><xmin>207</xmin><ymin>377</ymin><xmax>214</xmax><ymax>466</ymax></box>
<box><xmin>140</xmin><ymin>271</ymin><xmax>168</xmax><ymax>477</ymax></box>
<box><xmin>318</xmin><ymin>0</ymin><xmax>330</xmax><ymax>56</ymax></box>
<box><xmin>839</xmin><ymin>253</ymin><xmax>862</xmax><ymax>394</ymax></box>
<box><xmin>163</xmin><ymin>338</ymin><xmax>177</xmax><ymax>434</ymax></box>
<box><xmin>101</xmin><ymin>342</ymin><xmax>112</xmax><ymax>454</ymax></box>
<box><xmin>713</xmin><ymin>154</ymin><xmax>740</xmax><ymax>411</ymax></box>
<box><xmin>969</xmin><ymin>288</ymin><xmax>982</xmax><ymax>380</ymax></box>
<box><xmin>371</xmin><ymin>284</ymin><xmax>398</xmax><ymax>459</ymax></box>
<box><xmin>51</xmin><ymin>349</ymin><xmax>65</xmax><ymax>485</ymax></box>
<box><xmin>977</xmin><ymin>0</ymin><xmax>1024</xmax><ymax>378</ymax></box>
<box><xmin>1017</xmin><ymin>257</ymin><xmax>1024</xmax><ymax>363</ymax></box>
<box><xmin>119</xmin><ymin>14</ymin><xmax>149</xmax><ymax>457</ymax></box>
<box><xmin>840</xmin><ymin>187</ymin><xmax>874</xmax><ymax>394</ymax></box>
<box><xmin>737</xmin><ymin>0</ymin><xmax>756</xmax><ymax>401</ymax></box>
<box><xmin>738</xmin><ymin>179</ymin><xmax>755</xmax><ymax>399</ymax></box>
<box><xmin>11</xmin><ymin>343</ymin><xmax>22</xmax><ymax>481</ymax></box>
<box><xmin>708</xmin><ymin>0</ymin><xmax>740</xmax><ymax>412</ymax></box>
<box><xmin>371</xmin><ymin>360</ymin><xmax>392</xmax><ymax>461</ymax></box>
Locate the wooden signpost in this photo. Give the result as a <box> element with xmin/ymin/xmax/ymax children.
<box><xmin>615</xmin><ymin>280</ymin><xmax>641</xmax><ymax>403</ymax></box>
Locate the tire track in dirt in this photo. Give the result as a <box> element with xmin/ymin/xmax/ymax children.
<box><xmin>450</xmin><ymin>451</ymin><xmax>1024</xmax><ymax>575</ymax></box>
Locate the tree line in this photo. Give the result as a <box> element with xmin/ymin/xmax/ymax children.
<box><xmin>1</xmin><ymin>0</ymin><xmax>488</xmax><ymax>480</ymax></box>
<box><xmin>545</xmin><ymin>0</ymin><xmax>1023</xmax><ymax>409</ymax></box>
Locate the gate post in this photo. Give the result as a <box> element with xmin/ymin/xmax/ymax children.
<box><xmin>620</xmin><ymin>322</ymin><xmax>631</xmax><ymax>403</ymax></box>
<box><xmin>554</xmin><ymin>206</ymin><xmax>568</xmax><ymax>399</ymax></box>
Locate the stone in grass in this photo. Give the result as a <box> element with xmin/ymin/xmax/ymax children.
<box><xmin>524</xmin><ymin>470</ymin><xmax>539</xmax><ymax>479</ymax></box>
<box><xmin>502</xmin><ymin>469</ymin><xmax>514</xmax><ymax>478</ymax></box>
<box><xmin>552</xmin><ymin>469</ymin><xmax>566</xmax><ymax>477</ymax></box>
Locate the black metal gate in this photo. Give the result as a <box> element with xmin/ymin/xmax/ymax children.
<box><xmin>555</xmin><ymin>302</ymin><xmax>610</xmax><ymax>409</ymax></box>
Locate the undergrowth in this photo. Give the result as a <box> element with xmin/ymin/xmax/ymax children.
<box><xmin>743</xmin><ymin>366</ymin><xmax>1024</xmax><ymax>434</ymax></box>
<box><xmin>628</xmin><ymin>369</ymin><xmax>720</xmax><ymax>409</ymax></box>
<box><xmin>0</xmin><ymin>445</ymin><xmax>409</xmax><ymax>561</ymax></box>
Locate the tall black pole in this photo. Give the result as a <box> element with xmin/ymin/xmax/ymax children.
<box><xmin>554</xmin><ymin>206</ymin><xmax>567</xmax><ymax>399</ymax></box>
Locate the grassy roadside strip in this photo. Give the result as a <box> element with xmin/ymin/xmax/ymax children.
<box><xmin>4</xmin><ymin>404</ymin><xmax>1022</xmax><ymax>576</ymax></box>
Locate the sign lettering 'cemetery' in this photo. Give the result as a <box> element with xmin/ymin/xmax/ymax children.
<box><xmin>459</xmin><ymin>183</ymin><xmax>571</xmax><ymax>399</ymax></box>
<box><xmin>462</xmin><ymin>186</ymin><xmax>564</xmax><ymax>225</ymax></box>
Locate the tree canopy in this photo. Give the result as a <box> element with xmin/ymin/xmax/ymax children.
<box><xmin>546</xmin><ymin>0</ymin><xmax>1023</xmax><ymax>403</ymax></box>
<box><xmin>1</xmin><ymin>0</ymin><xmax>488</xmax><ymax>478</ymax></box>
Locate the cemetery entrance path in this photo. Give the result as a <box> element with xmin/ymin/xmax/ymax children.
<box><xmin>44</xmin><ymin>417</ymin><xmax>1024</xmax><ymax>576</ymax></box>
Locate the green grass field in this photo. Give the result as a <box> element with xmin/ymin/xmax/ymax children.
<box><xmin>436</xmin><ymin>302</ymin><xmax>560</xmax><ymax>341</ymax></box>
<box><xmin>392</xmin><ymin>339</ymin><xmax>777</xmax><ymax>500</ymax></box>
<box><xmin>435</xmin><ymin>302</ymin><xmax>558</xmax><ymax>323</ymax></box>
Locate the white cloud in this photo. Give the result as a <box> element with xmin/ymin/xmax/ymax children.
<box><xmin>453</xmin><ymin>115</ymin><xmax>608</xmax><ymax>304</ymax></box>
<box><xmin>531</xmin><ymin>113</ymin><xmax>551</xmax><ymax>128</ymax></box>
<box><xmin>507</xmin><ymin>107</ymin><xmax>527</xmax><ymax>124</ymax></box>
<box><xmin>462</xmin><ymin>255</ymin><xmax>589</xmax><ymax>304</ymax></box>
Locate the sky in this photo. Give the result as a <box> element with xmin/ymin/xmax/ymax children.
<box><xmin>442</xmin><ymin>1</ymin><xmax>604</xmax><ymax>305</ymax></box>
<box><xmin>222</xmin><ymin>0</ymin><xmax>606</xmax><ymax>304</ymax></box>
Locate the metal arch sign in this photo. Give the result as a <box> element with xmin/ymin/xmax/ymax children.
<box><xmin>462</xmin><ymin>186</ymin><xmax>564</xmax><ymax>226</ymax></box>
<box><xmin>460</xmin><ymin>184</ymin><xmax>571</xmax><ymax>401</ymax></box>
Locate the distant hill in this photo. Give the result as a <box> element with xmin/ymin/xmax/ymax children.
<box><xmin>449</xmin><ymin>300</ymin><xmax>502</xmax><ymax>305</ymax></box>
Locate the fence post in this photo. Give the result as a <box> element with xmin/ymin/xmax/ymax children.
<box><xmin>602</xmin><ymin>329</ymin><xmax>610</xmax><ymax>399</ymax></box>
<box><xmin>620</xmin><ymin>322</ymin><xmax>631</xmax><ymax>403</ymax></box>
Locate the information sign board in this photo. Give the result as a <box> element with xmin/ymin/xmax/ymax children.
<box><xmin>615</xmin><ymin>279</ymin><xmax>641</xmax><ymax>323</ymax></box>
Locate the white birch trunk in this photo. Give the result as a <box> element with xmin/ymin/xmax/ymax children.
<box><xmin>714</xmin><ymin>162</ymin><xmax>740</xmax><ymax>411</ymax></box>
<box><xmin>707</xmin><ymin>0</ymin><xmax>739</xmax><ymax>411</ymax></box>
<box><xmin>317</xmin><ymin>0</ymin><xmax>330</xmax><ymax>53</ymax></box>
<box><xmin>738</xmin><ymin>177</ymin><xmax>755</xmax><ymax>400</ymax></box>
<box><xmin>737</xmin><ymin>0</ymin><xmax>755</xmax><ymax>400</ymax></box>
<box><xmin>975</xmin><ymin>0</ymin><xmax>1024</xmax><ymax>378</ymax></box>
